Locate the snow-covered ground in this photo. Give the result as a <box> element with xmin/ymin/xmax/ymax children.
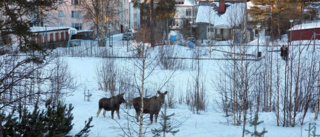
<box><xmin>56</xmin><ymin>34</ymin><xmax>320</xmax><ymax>137</ymax></box>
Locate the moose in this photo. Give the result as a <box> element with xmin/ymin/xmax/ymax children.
<box><xmin>132</xmin><ymin>91</ymin><xmax>168</xmax><ymax>124</ymax></box>
<box><xmin>96</xmin><ymin>93</ymin><xmax>126</xmax><ymax>119</ymax></box>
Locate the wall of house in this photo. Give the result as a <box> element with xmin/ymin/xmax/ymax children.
<box><xmin>43</xmin><ymin>1</ymin><xmax>90</xmax><ymax>30</ymax></box>
<box><xmin>172</xmin><ymin>5</ymin><xmax>196</xmax><ymax>30</ymax></box>
<box><xmin>196</xmin><ymin>23</ymin><xmax>208</xmax><ymax>39</ymax></box>
<box><xmin>288</xmin><ymin>28</ymin><xmax>320</xmax><ymax>42</ymax></box>
<box><xmin>121</xmin><ymin>0</ymin><xmax>140</xmax><ymax>31</ymax></box>
<box><xmin>44</xmin><ymin>0</ymin><xmax>122</xmax><ymax>33</ymax></box>
<box><xmin>31</xmin><ymin>30</ymin><xmax>69</xmax><ymax>46</ymax></box>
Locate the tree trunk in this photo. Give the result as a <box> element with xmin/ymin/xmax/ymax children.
<box><xmin>315</xmin><ymin>61</ymin><xmax>320</xmax><ymax>120</ymax></box>
<box><xmin>292</xmin><ymin>43</ymin><xmax>301</xmax><ymax>127</ymax></box>
<box><xmin>276</xmin><ymin>59</ymin><xmax>280</xmax><ymax>126</ymax></box>
<box><xmin>150</xmin><ymin>0</ymin><xmax>155</xmax><ymax>47</ymax></box>
<box><xmin>139</xmin><ymin>43</ymin><xmax>146</xmax><ymax>137</ymax></box>
<box><xmin>233</xmin><ymin>46</ymin><xmax>236</xmax><ymax>125</ymax></box>
<box><xmin>269</xmin><ymin>42</ymin><xmax>273</xmax><ymax>112</ymax></box>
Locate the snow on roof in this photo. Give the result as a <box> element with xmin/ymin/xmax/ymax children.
<box><xmin>77</xmin><ymin>30</ymin><xmax>94</xmax><ymax>33</ymax></box>
<box><xmin>184</xmin><ymin>0</ymin><xmax>196</xmax><ymax>5</ymax></box>
<box><xmin>176</xmin><ymin>0</ymin><xmax>196</xmax><ymax>6</ymax></box>
<box><xmin>30</xmin><ymin>27</ymin><xmax>73</xmax><ymax>32</ymax></box>
<box><xmin>196</xmin><ymin>2</ymin><xmax>245</xmax><ymax>28</ymax></box>
<box><xmin>288</xmin><ymin>22</ymin><xmax>320</xmax><ymax>31</ymax></box>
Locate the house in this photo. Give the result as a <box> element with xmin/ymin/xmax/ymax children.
<box><xmin>71</xmin><ymin>30</ymin><xmax>94</xmax><ymax>40</ymax></box>
<box><xmin>287</xmin><ymin>22</ymin><xmax>320</xmax><ymax>42</ymax></box>
<box><xmin>39</xmin><ymin>0</ymin><xmax>127</xmax><ymax>34</ymax></box>
<box><xmin>195</xmin><ymin>0</ymin><xmax>249</xmax><ymax>41</ymax></box>
<box><xmin>170</xmin><ymin>0</ymin><xmax>197</xmax><ymax>30</ymax></box>
<box><xmin>29</xmin><ymin>27</ymin><xmax>77</xmax><ymax>48</ymax></box>
<box><xmin>40</xmin><ymin>0</ymin><xmax>91</xmax><ymax>30</ymax></box>
<box><xmin>127</xmin><ymin>1</ymin><xmax>141</xmax><ymax>31</ymax></box>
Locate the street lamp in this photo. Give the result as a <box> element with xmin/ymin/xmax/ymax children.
<box><xmin>289</xmin><ymin>19</ymin><xmax>294</xmax><ymax>45</ymax></box>
<box><xmin>108</xmin><ymin>28</ymin><xmax>113</xmax><ymax>55</ymax></box>
<box><xmin>256</xmin><ymin>23</ymin><xmax>261</xmax><ymax>57</ymax></box>
<box><xmin>189</xmin><ymin>21</ymin><xmax>193</xmax><ymax>37</ymax></box>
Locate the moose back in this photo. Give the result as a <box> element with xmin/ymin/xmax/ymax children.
<box><xmin>132</xmin><ymin>91</ymin><xmax>168</xmax><ymax>124</ymax></box>
<box><xmin>96</xmin><ymin>93</ymin><xmax>126</xmax><ymax>119</ymax></box>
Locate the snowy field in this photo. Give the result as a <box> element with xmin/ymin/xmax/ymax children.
<box><xmin>54</xmin><ymin>34</ymin><xmax>320</xmax><ymax>137</ymax></box>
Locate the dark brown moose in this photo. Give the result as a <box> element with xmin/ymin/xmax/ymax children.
<box><xmin>132</xmin><ymin>91</ymin><xmax>168</xmax><ymax>124</ymax></box>
<box><xmin>96</xmin><ymin>93</ymin><xmax>126</xmax><ymax>119</ymax></box>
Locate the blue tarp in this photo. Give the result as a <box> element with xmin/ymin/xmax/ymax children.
<box><xmin>187</xmin><ymin>41</ymin><xmax>195</xmax><ymax>48</ymax></box>
<box><xmin>170</xmin><ymin>35</ymin><xmax>176</xmax><ymax>42</ymax></box>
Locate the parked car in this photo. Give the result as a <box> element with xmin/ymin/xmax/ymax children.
<box><xmin>122</xmin><ymin>32</ymin><xmax>134</xmax><ymax>40</ymax></box>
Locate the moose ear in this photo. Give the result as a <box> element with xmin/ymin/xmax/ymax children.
<box><xmin>120</xmin><ymin>93</ymin><xmax>125</xmax><ymax>96</ymax></box>
<box><xmin>157</xmin><ymin>91</ymin><xmax>161</xmax><ymax>94</ymax></box>
<box><xmin>164</xmin><ymin>91</ymin><xmax>168</xmax><ymax>94</ymax></box>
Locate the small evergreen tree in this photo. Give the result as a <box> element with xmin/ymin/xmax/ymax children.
<box><xmin>0</xmin><ymin>100</ymin><xmax>93</xmax><ymax>137</ymax></box>
<box><xmin>75</xmin><ymin>117</ymin><xmax>94</xmax><ymax>137</ymax></box>
<box><xmin>16</xmin><ymin>102</ymin><xmax>47</xmax><ymax>137</ymax></box>
<box><xmin>152</xmin><ymin>103</ymin><xmax>179</xmax><ymax>137</ymax></box>
<box><xmin>1</xmin><ymin>107</ymin><xmax>19</xmax><ymax>137</ymax></box>
<box><xmin>45</xmin><ymin>100</ymin><xmax>74</xmax><ymax>137</ymax></box>
<box><xmin>245</xmin><ymin>113</ymin><xmax>267</xmax><ymax>137</ymax></box>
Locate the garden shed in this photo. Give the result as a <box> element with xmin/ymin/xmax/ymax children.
<box><xmin>287</xmin><ymin>22</ymin><xmax>320</xmax><ymax>42</ymax></box>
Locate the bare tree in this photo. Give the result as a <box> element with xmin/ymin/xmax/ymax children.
<box><xmin>81</xmin><ymin>0</ymin><xmax>119</xmax><ymax>46</ymax></box>
<box><xmin>48</xmin><ymin>56</ymin><xmax>77</xmax><ymax>104</ymax></box>
<box><xmin>96</xmin><ymin>59</ymin><xmax>118</xmax><ymax>96</ymax></box>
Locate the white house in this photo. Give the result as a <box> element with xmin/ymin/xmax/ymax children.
<box><xmin>120</xmin><ymin>0</ymin><xmax>140</xmax><ymax>32</ymax></box>
<box><xmin>42</xmin><ymin>0</ymin><xmax>92</xmax><ymax>30</ymax></box>
<box><xmin>43</xmin><ymin>0</ymin><xmax>135</xmax><ymax>34</ymax></box>
<box><xmin>195</xmin><ymin>0</ymin><xmax>246</xmax><ymax>40</ymax></box>
<box><xmin>171</xmin><ymin>0</ymin><xmax>197</xmax><ymax>30</ymax></box>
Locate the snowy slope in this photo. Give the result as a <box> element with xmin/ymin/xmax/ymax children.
<box><xmin>56</xmin><ymin>34</ymin><xmax>320</xmax><ymax>137</ymax></box>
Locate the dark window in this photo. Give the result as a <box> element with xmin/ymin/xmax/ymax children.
<box><xmin>71</xmin><ymin>11</ymin><xmax>81</xmax><ymax>18</ymax></box>
<box><xmin>208</xmin><ymin>27</ymin><xmax>214</xmax><ymax>32</ymax></box>
<box><xmin>72</xmin><ymin>23</ymin><xmax>82</xmax><ymax>30</ymax></box>
<box><xmin>71</xmin><ymin>0</ymin><xmax>81</xmax><ymax>5</ymax></box>
<box><xmin>186</xmin><ymin>9</ymin><xmax>191</xmax><ymax>16</ymax></box>
<box><xmin>59</xmin><ymin>10</ymin><xmax>64</xmax><ymax>17</ymax></box>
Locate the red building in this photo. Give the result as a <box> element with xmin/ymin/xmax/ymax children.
<box><xmin>287</xmin><ymin>22</ymin><xmax>320</xmax><ymax>42</ymax></box>
<box><xmin>30</xmin><ymin>27</ymin><xmax>77</xmax><ymax>48</ymax></box>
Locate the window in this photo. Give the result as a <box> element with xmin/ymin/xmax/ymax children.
<box><xmin>71</xmin><ymin>11</ymin><xmax>81</xmax><ymax>18</ymax></box>
<box><xmin>59</xmin><ymin>10</ymin><xmax>64</xmax><ymax>17</ymax></box>
<box><xmin>142</xmin><ymin>16</ymin><xmax>147</xmax><ymax>20</ymax></box>
<box><xmin>59</xmin><ymin>0</ymin><xmax>63</xmax><ymax>4</ymax></box>
<box><xmin>59</xmin><ymin>23</ymin><xmax>64</xmax><ymax>26</ymax></box>
<box><xmin>72</xmin><ymin>23</ymin><xmax>82</xmax><ymax>30</ymax></box>
<box><xmin>175</xmin><ymin>20</ymin><xmax>179</xmax><ymax>26</ymax></box>
<box><xmin>217</xmin><ymin>29</ymin><xmax>221</xmax><ymax>34</ymax></box>
<box><xmin>71</xmin><ymin>0</ymin><xmax>81</xmax><ymax>5</ymax></box>
<box><xmin>208</xmin><ymin>27</ymin><xmax>214</xmax><ymax>32</ymax></box>
<box><xmin>186</xmin><ymin>9</ymin><xmax>191</xmax><ymax>16</ymax></box>
<box><xmin>175</xmin><ymin>2</ymin><xmax>184</xmax><ymax>4</ymax></box>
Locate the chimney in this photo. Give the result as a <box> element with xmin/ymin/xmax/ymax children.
<box><xmin>218</xmin><ymin>0</ymin><xmax>226</xmax><ymax>14</ymax></box>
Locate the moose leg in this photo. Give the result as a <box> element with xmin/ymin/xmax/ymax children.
<box><xmin>111</xmin><ymin>110</ymin><xmax>114</xmax><ymax>119</ymax></box>
<box><xmin>135</xmin><ymin>111</ymin><xmax>139</xmax><ymax>122</ymax></box>
<box><xmin>96</xmin><ymin>109</ymin><xmax>101</xmax><ymax>117</ymax></box>
<box><xmin>103</xmin><ymin>109</ymin><xmax>106</xmax><ymax>117</ymax></box>
<box><xmin>116</xmin><ymin>110</ymin><xmax>120</xmax><ymax>119</ymax></box>
<box><xmin>150</xmin><ymin>113</ymin><xmax>153</xmax><ymax>124</ymax></box>
<box><xmin>155</xmin><ymin>113</ymin><xmax>159</xmax><ymax>123</ymax></box>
